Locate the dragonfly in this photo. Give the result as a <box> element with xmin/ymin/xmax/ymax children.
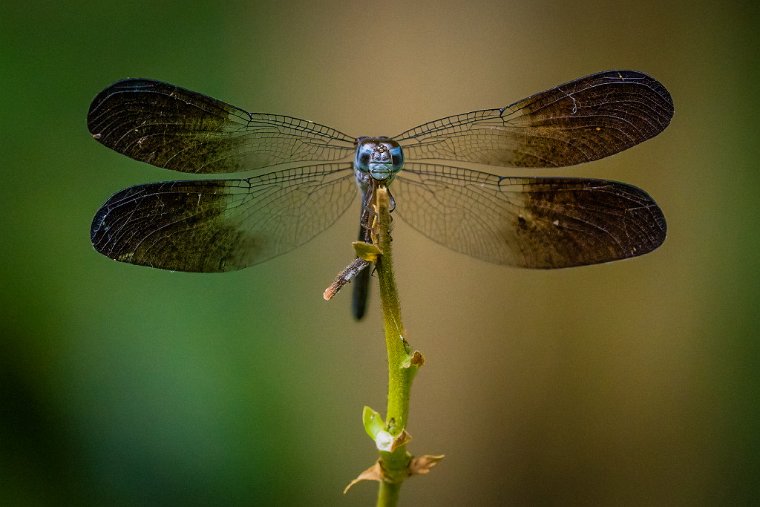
<box><xmin>88</xmin><ymin>70</ymin><xmax>673</xmax><ymax>319</ymax></box>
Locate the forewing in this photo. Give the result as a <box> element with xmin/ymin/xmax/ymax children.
<box><xmin>396</xmin><ymin>70</ymin><xmax>673</xmax><ymax>167</ymax></box>
<box><xmin>395</xmin><ymin>163</ymin><xmax>666</xmax><ymax>268</ymax></box>
<box><xmin>87</xmin><ymin>79</ymin><xmax>356</xmax><ymax>173</ymax></box>
<box><xmin>91</xmin><ymin>164</ymin><xmax>356</xmax><ymax>272</ymax></box>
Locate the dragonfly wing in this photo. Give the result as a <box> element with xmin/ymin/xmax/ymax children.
<box><xmin>91</xmin><ymin>163</ymin><xmax>356</xmax><ymax>272</ymax></box>
<box><xmin>88</xmin><ymin>79</ymin><xmax>356</xmax><ymax>173</ymax></box>
<box><xmin>395</xmin><ymin>163</ymin><xmax>666</xmax><ymax>268</ymax></box>
<box><xmin>396</xmin><ymin>70</ymin><xmax>673</xmax><ymax>167</ymax></box>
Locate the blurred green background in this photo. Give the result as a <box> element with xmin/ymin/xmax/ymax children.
<box><xmin>2</xmin><ymin>0</ymin><xmax>758</xmax><ymax>505</ymax></box>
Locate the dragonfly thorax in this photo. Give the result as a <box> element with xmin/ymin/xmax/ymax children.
<box><xmin>354</xmin><ymin>137</ymin><xmax>404</xmax><ymax>182</ymax></box>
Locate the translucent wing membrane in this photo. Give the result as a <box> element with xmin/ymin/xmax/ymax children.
<box><xmin>87</xmin><ymin>79</ymin><xmax>356</xmax><ymax>173</ymax></box>
<box><xmin>91</xmin><ymin>164</ymin><xmax>356</xmax><ymax>271</ymax></box>
<box><xmin>395</xmin><ymin>163</ymin><xmax>666</xmax><ymax>268</ymax></box>
<box><xmin>396</xmin><ymin>70</ymin><xmax>673</xmax><ymax>168</ymax></box>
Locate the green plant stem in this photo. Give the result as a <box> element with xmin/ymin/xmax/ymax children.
<box><xmin>377</xmin><ymin>480</ymin><xmax>402</xmax><ymax>506</ymax></box>
<box><xmin>374</xmin><ymin>185</ymin><xmax>416</xmax><ymax>507</ymax></box>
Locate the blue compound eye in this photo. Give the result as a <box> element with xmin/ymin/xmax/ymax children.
<box><xmin>391</xmin><ymin>148</ymin><xmax>403</xmax><ymax>166</ymax></box>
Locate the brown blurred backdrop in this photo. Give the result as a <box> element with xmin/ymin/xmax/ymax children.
<box><xmin>1</xmin><ymin>0</ymin><xmax>758</xmax><ymax>505</ymax></box>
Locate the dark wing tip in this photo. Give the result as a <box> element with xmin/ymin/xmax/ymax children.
<box><xmin>87</xmin><ymin>78</ymin><xmax>164</xmax><ymax>136</ymax></box>
<box><xmin>609</xmin><ymin>179</ymin><xmax>667</xmax><ymax>259</ymax></box>
<box><xmin>89</xmin><ymin>185</ymin><xmax>136</xmax><ymax>259</ymax></box>
<box><xmin>609</xmin><ymin>69</ymin><xmax>675</xmax><ymax>133</ymax></box>
<box><xmin>514</xmin><ymin>177</ymin><xmax>667</xmax><ymax>268</ymax></box>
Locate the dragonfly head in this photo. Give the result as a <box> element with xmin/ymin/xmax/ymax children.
<box><xmin>355</xmin><ymin>137</ymin><xmax>404</xmax><ymax>181</ymax></box>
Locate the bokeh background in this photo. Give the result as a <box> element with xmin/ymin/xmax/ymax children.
<box><xmin>2</xmin><ymin>0</ymin><xmax>758</xmax><ymax>505</ymax></box>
